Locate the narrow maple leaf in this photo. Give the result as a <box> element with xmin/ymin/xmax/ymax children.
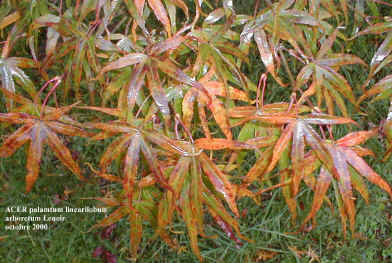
<box><xmin>301</xmin><ymin>130</ymin><xmax>392</xmax><ymax>236</ymax></box>
<box><xmin>0</xmin><ymin>102</ymin><xmax>89</xmax><ymax>192</ymax></box>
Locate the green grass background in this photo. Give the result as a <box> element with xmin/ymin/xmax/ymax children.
<box><xmin>1</xmin><ymin>0</ymin><xmax>392</xmax><ymax>262</ymax></box>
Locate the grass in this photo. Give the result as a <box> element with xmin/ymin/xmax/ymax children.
<box><xmin>1</xmin><ymin>1</ymin><xmax>392</xmax><ymax>262</ymax></box>
<box><xmin>1</xmin><ymin>149</ymin><xmax>391</xmax><ymax>262</ymax></box>
<box><xmin>1</xmin><ymin>109</ymin><xmax>391</xmax><ymax>262</ymax></box>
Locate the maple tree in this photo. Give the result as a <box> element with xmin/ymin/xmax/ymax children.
<box><xmin>1</xmin><ymin>0</ymin><xmax>392</xmax><ymax>261</ymax></box>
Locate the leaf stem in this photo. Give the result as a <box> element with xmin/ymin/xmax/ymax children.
<box><xmin>39</xmin><ymin>76</ymin><xmax>63</xmax><ymax>118</ymax></box>
<box><xmin>256</xmin><ymin>73</ymin><xmax>267</xmax><ymax>112</ymax></box>
<box><xmin>173</xmin><ymin>112</ymin><xmax>194</xmax><ymax>144</ymax></box>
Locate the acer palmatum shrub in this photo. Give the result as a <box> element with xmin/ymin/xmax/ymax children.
<box><xmin>1</xmin><ymin>0</ymin><xmax>392</xmax><ymax>261</ymax></box>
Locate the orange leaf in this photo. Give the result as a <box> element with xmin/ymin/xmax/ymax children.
<box><xmin>46</xmin><ymin>129</ymin><xmax>84</xmax><ymax>180</ymax></box>
<box><xmin>266</xmin><ymin>123</ymin><xmax>294</xmax><ymax>173</ymax></box>
<box><xmin>336</xmin><ymin>129</ymin><xmax>377</xmax><ymax>147</ymax></box>
<box><xmin>343</xmin><ymin>148</ymin><xmax>392</xmax><ymax>199</ymax></box>
<box><xmin>195</xmin><ymin>138</ymin><xmax>256</xmax><ymax>150</ymax></box>
<box><xmin>25</xmin><ymin>125</ymin><xmax>44</xmax><ymax>192</ymax></box>
<box><xmin>99</xmin><ymin>53</ymin><xmax>146</xmax><ymax>75</ymax></box>
<box><xmin>135</xmin><ymin>0</ymin><xmax>145</xmax><ymax>16</ymax></box>
<box><xmin>0</xmin><ymin>125</ymin><xmax>32</xmax><ymax>157</ymax></box>
<box><xmin>256</xmin><ymin>249</ymin><xmax>278</xmax><ymax>261</ymax></box>
<box><xmin>200</xmin><ymin>153</ymin><xmax>239</xmax><ymax>217</ymax></box>
<box><xmin>208</xmin><ymin>97</ymin><xmax>232</xmax><ymax>139</ymax></box>
<box><xmin>94</xmin><ymin>207</ymin><xmax>128</xmax><ymax>228</ymax></box>
<box><xmin>123</xmin><ymin>134</ymin><xmax>142</xmax><ymax>209</ymax></box>
<box><xmin>147</xmin><ymin>0</ymin><xmax>171</xmax><ymax>36</ymax></box>
<box><xmin>301</xmin><ymin>168</ymin><xmax>332</xmax><ymax>230</ymax></box>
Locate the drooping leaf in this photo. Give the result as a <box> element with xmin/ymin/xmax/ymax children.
<box><xmin>254</xmin><ymin>27</ymin><xmax>285</xmax><ymax>86</ymax></box>
<box><xmin>99</xmin><ymin>53</ymin><xmax>147</xmax><ymax>75</ymax></box>
<box><xmin>0</xmin><ymin>100</ymin><xmax>88</xmax><ymax>192</ymax></box>
<box><xmin>147</xmin><ymin>0</ymin><xmax>171</xmax><ymax>36</ymax></box>
<box><xmin>301</xmin><ymin>132</ymin><xmax>392</xmax><ymax>234</ymax></box>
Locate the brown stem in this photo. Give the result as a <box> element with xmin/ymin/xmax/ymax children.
<box><xmin>287</xmin><ymin>92</ymin><xmax>297</xmax><ymax>113</ymax></box>
<box><xmin>34</xmin><ymin>76</ymin><xmax>61</xmax><ymax>106</ymax></box>
<box><xmin>319</xmin><ymin>125</ymin><xmax>327</xmax><ymax>140</ymax></box>
<box><xmin>135</xmin><ymin>94</ymin><xmax>151</xmax><ymax>118</ymax></box>
<box><xmin>255</xmin><ymin>180</ymin><xmax>291</xmax><ymax>195</ymax></box>
<box><xmin>253</xmin><ymin>0</ymin><xmax>260</xmax><ymax>17</ymax></box>
<box><xmin>256</xmin><ymin>73</ymin><xmax>267</xmax><ymax>111</ymax></box>
<box><xmin>59</xmin><ymin>0</ymin><xmax>63</xmax><ymax>16</ymax></box>
<box><xmin>327</xmin><ymin>125</ymin><xmax>334</xmax><ymax>140</ymax></box>
<box><xmin>40</xmin><ymin>76</ymin><xmax>63</xmax><ymax>118</ymax></box>
<box><xmin>176</xmin><ymin>114</ymin><xmax>194</xmax><ymax>144</ymax></box>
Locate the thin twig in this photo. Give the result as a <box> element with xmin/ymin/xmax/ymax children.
<box><xmin>40</xmin><ymin>76</ymin><xmax>63</xmax><ymax>118</ymax></box>
<box><xmin>256</xmin><ymin>73</ymin><xmax>267</xmax><ymax>111</ymax></box>
<box><xmin>174</xmin><ymin>113</ymin><xmax>194</xmax><ymax>144</ymax></box>
<box><xmin>253</xmin><ymin>0</ymin><xmax>260</xmax><ymax>17</ymax></box>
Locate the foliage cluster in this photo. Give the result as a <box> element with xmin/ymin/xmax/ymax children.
<box><xmin>1</xmin><ymin>0</ymin><xmax>392</xmax><ymax>261</ymax></box>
